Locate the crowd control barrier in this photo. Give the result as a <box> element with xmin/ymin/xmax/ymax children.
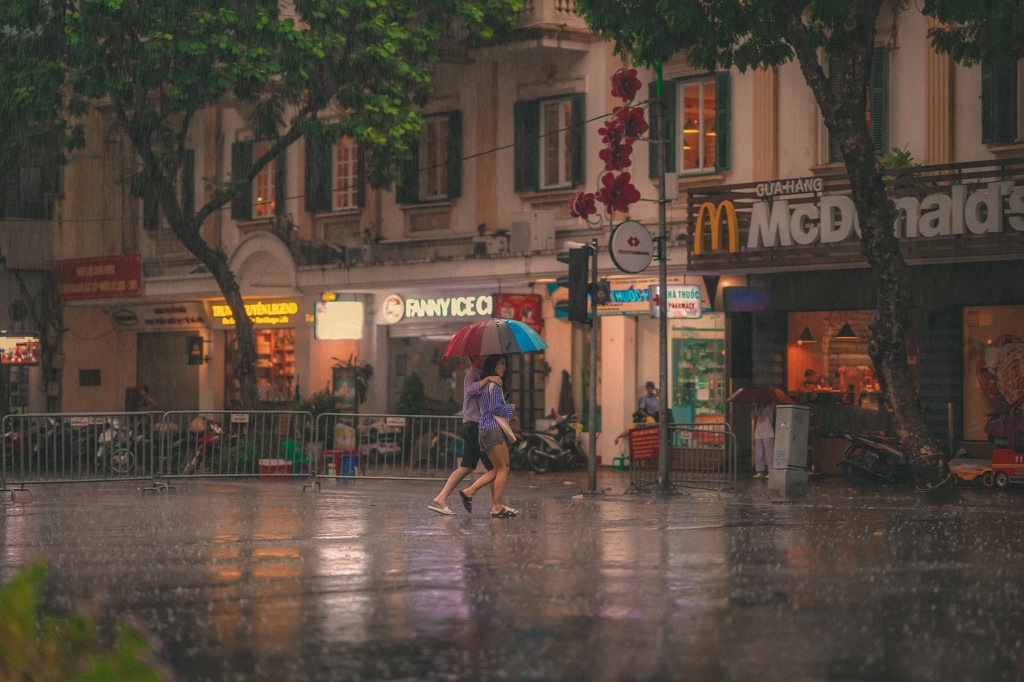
<box><xmin>624</xmin><ymin>422</ymin><xmax>736</xmax><ymax>493</ymax></box>
<box><xmin>2</xmin><ymin>410</ymin><xmax>467</xmax><ymax>497</ymax></box>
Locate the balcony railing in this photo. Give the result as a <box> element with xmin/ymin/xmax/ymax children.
<box><xmin>517</xmin><ymin>0</ymin><xmax>589</xmax><ymax>32</ymax></box>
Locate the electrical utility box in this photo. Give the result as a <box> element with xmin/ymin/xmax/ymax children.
<box><xmin>768</xmin><ymin>404</ymin><xmax>810</xmax><ymax>498</ymax></box>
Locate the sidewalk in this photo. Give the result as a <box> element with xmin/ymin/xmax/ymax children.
<box><xmin>3</xmin><ymin>470</ymin><xmax>1023</xmax><ymax>681</ymax></box>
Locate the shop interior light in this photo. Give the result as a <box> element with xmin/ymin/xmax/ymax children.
<box><xmin>834</xmin><ymin>322</ymin><xmax>858</xmax><ymax>340</ymax></box>
<box><xmin>683</xmin><ymin>119</ymin><xmax>699</xmax><ymax>133</ymax></box>
<box><xmin>797</xmin><ymin>326</ymin><xmax>816</xmax><ymax>344</ymax></box>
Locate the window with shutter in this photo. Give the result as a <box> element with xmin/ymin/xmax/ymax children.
<box><xmin>333</xmin><ymin>136</ymin><xmax>360</xmax><ymax>211</ymax></box>
<box><xmin>253</xmin><ymin>141</ymin><xmax>278</xmax><ymax>218</ymax></box>
<box><xmin>828</xmin><ymin>47</ymin><xmax>888</xmax><ymax>163</ymax></box>
<box><xmin>396</xmin><ymin>111</ymin><xmax>462</xmax><ymax>204</ymax></box>
<box><xmin>981</xmin><ymin>58</ymin><xmax>1020</xmax><ymax>145</ymax></box>
<box><xmin>676</xmin><ymin>74</ymin><xmax>721</xmax><ymax>173</ymax></box>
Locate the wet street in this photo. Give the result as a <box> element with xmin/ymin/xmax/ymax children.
<box><xmin>3</xmin><ymin>471</ymin><xmax>1024</xmax><ymax>681</ymax></box>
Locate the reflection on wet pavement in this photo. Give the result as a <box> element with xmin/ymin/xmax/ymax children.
<box><xmin>3</xmin><ymin>473</ymin><xmax>1024</xmax><ymax>681</ymax></box>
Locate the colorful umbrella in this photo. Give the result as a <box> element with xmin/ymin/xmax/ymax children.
<box><xmin>727</xmin><ymin>386</ymin><xmax>794</xmax><ymax>404</ymax></box>
<box><xmin>442</xmin><ymin>318</ymin><xmax>548</xmax><ymax>357</ymax></box>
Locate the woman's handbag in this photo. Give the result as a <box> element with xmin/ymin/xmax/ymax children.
<box><xmin>490</xmin><ymin>384</ymin><xmax>517</xmax><ymax>443</ymax></box>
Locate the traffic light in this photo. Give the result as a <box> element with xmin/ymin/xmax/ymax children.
<box><xmin>556</xmin><ymin>244</ymin><xmax>590</xmax><ymax>323</ymax></box>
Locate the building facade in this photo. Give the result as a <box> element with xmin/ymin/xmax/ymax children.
<box><xmin>12</xmin><ymin>2</ymin><xmax>1022</xmax><ymax>465</ymax></box>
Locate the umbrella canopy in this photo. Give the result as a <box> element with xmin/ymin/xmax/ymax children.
<box><xmin>442</xmin><ymin>318</ymin><xmax>548</xmax><ymax>358</ymax></box>
<box><xmin>727</xmin><ymin>386</ymin><xmax>794</xmax><ymax>404</ymax></box>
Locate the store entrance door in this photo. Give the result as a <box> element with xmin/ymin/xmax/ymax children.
<box><xmin>137</xmin><ymin>332</ymin><xmax>200</xmax><ymax>411</ymax></box>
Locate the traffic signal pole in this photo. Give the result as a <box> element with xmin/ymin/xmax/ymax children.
<box><xmin>655</xmin><ymin>63</ymin><xmax>672</xmax><ymax>493</ymax></box>
<box><xmin>587</xmin><ymin>237</ymin><xmax>600</xmax><ymax>495</ymax></box>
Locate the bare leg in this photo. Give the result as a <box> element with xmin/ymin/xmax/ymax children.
<box><xmin>462</xmin><ymin>467</ymin><xmax>497</xmax><ymax>499</ymax></box>
<box><xmin>432</xmin><ymin>466</ymin><xmax>473</xmax><ymax>509</ymax></box>
<box><xmin>487</xmin><ymin>442</ymin><xmax>512</xmax><ymax>515</ymax></box>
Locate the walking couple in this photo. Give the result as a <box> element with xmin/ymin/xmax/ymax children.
<box><xmin>428</xmin><ymin>354</ymin><xmax>520</xmax><ymax>518</ymax></box>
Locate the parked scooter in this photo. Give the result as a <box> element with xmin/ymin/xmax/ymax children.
<box><xmin>96</xmin><ymin>418</ymin><xmax>147</xmax><ymax>476</ymax></box>
<box><xmin>839</xmin><ymin>431</ymin><xmax>912</xmax><ymax>483</ymax></box>
<box><xmin>515</xmin><ymin>413</ymin><xmax>587</xmax><ymax>474</ymax></box>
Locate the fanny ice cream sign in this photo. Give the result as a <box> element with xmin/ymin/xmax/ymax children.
<box><xmin>693</xmin><ymin>179</ymin><xmax>1024</xmax><ymax>255</ymax></box>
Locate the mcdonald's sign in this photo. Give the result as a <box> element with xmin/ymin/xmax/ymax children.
<box><xmin>692</xmin><ymin>201</ymin><xmax>740</xmax><ymax>255</ymax></box>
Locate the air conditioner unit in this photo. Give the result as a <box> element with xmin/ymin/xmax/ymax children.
<box><xmin>472</xmin><ymin>235</ymin><xmax>508</xmax><ymax>256</ymax></box>
<box><xmin>508</xmin><ymin>211</ymin><xmax>555</xmax><ymax>254</ymax></box>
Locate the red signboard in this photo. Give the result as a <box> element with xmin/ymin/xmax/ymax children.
<box><xmin>53</xmin><ymin>254</ymin><xmax>143</xmax><ymax>301</ymax></box>
<box><xmin>628</xmin><ymin>426</ymin><xmax>660</xmax><ymax>461</ymax></box>
<box><xmin>492</xmin><ymin>293</ymin><xmax>543</xmax><ymax>332</ymax></box>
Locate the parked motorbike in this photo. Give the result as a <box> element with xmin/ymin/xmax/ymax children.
<box><xmin>839</xmin><ymin>431</ymin><xmax>912</xmax><ymax>483</ymax></box>
<box><xmin>175</xmin><ymin>416</ymin><xmax>229</xmax><ymax>475</ymax></box>
<box><xmin>96</xmin><ymin>418</ymin><xmax>148</xmax><ymax>476</ymax></box>
<box><xmin>515</xmin><ymin>414</ymin><xmax>587</xmax><ymax>474</ymax></box>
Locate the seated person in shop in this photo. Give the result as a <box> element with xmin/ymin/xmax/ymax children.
<box><xmin>802</xmin><ymin>369</ymin><xmax>827</xmax><ymax>390</ymax></box>
<box><xmin>637</xmin><ymin>381</ymin><xmax>660</xmax><ymax>422</ymax></box>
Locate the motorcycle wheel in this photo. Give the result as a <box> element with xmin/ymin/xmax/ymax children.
<box><xmin>107</xmin><ymin>447</ymin><xmax>136</xmax><ymax>476</ymax></box>
<box><xmin>526</xmin><ymin>446</ymin><xmax>552</xmax><ymax>474</ymax></box>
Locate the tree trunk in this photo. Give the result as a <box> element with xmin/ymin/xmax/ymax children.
<box><xmin>782</xmin><ymin>0</ymin><xmax>956</xmax><ymax>499</ymax></box>
<box><xmin>169</xmin><ymin>216</ymin><xmax>259</xmax><ymax>409</ymax></box>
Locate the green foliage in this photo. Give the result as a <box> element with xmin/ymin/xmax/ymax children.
<box><xmin>924</xmin><ymin>0</ymin><xmax>1024</xmax><ymax>65</ymax></box>
<box><xmin>880</xmin><ymin>146</ymin><xmax>917</xmax><ymax>169</ymax></box>
<box><xmin>0</xmin><ymin>564</ymin><xmax>163</xmax><ymax>681</ymax></box>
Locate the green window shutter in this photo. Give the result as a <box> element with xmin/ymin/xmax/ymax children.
<box><xmin>447</xmin><ymin>111</ymin><xmax>463</xmax><ymax>200</ymax></box>
<box><xmin>982</xmin><ymin>60</ymin><xmax>994</xmax><ymax>144</ymax></box>
<box><xmin>182</xmin><ymin>149</ymin><xmax>195</xmax><ymax>216</ymax></box>
<box><xmin>304</xmin><ymin>135</ymin><xmax>332</xmax><ymax>214</ymax></box>
<box><xmin>870</xmin><ymin>46</ymin><xmax>888</xmax><ymax>156</ymax></box>
<box><xmin>648</xmin><ymin>81</ymin><xmax>676</xmax><ymax>177</ymax></box>
<box><xmin>570</xmin><ymin>92</ymin><xmax>586</xmax><ymax>187</ymax></box>
<box><xmin>714</xmin><ymin>71</ymin><xmax>731</xmax><ymax>171</ymax></box>
<box><xmin>514</xmin><ymin>100</ymin><xmax>539</xmax><ymax>193</ymax></box>
<box><xmin>395</xmin><ymin>141</ymin><xmax>419</xmax><ymax>204</ymax></box>
<box><xmin>275</xmin><ymin>146</ymin><xmax>287</xmax><ymax>216</ymax></box>
<box><xmin>356</xmin><ymin>145</ymin><xmax>366</xmax><ymax>208</ymax></box>
<box><xmin>230</xmin><ymin>140</ymin><xmax>253</xmax><ymax>221</ymax></box>
<box><xmin>982</xmin><ymin>59</ymin><xmax>1018</xmax><ymax>144</ymax></box>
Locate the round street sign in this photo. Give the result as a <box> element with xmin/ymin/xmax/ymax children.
<box><xmin>609</xmin><ymin>220</ymin><xmax>654</xmax><ymax>274</ymax></box>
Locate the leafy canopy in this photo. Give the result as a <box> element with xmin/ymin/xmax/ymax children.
<box><xmin>574</xmin><ymin>0</ymin><xmax>1023</xmax><ymax>73</ymax></box>
<box><xmin>5</xmin><ymin>0</ymin><xmax>519</xmax><ymax>190</ymax></box>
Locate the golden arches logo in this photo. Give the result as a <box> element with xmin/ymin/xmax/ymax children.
<box><xmin>693</xmin><ymin>201</ymin><xmax>739</xmax><ymax>255</ymax></box>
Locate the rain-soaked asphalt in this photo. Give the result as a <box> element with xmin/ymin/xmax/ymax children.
<box><xmin>3</xmin><ymin>470</ymin><xmax>1024</xmax><ymax>682</ymax></box>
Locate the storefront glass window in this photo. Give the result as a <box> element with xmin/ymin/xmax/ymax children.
<box><xmin>787</xmin><ymin>310</ymin><xmax>908</xmax><ymax>436</ymax></box>
<box><xmin>225</xmin><ymin>329</ymin><xmax>295</xmax><ymax>407</ymax></box>
<box><xmin>671</xmin><ymin>313</ymin><xmax>725</xmax><ymax>424</ymax></box>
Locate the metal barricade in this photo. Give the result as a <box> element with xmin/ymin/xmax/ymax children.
<box><xmin>625</xmin><ymin>422</ymin><xmax>736</xmax><ymax>493</ymax></box>
<box><xmin>3</xmin><ymin>409</ymin><xmax>465</xmax><ymax>496</ymax></box>
<box><xmin>313</xmin><ymin>413</ymin><xmax>464</xmax><ymax>481</ymax></box>
<box><xmin>2</xmin><ymin>412</ymin><xmax>163</xmax><ymax>490</ymax></box>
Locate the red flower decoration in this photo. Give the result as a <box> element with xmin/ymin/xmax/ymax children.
<box><xmin>595</xmin><ymin>172</ymin><xmax>641</xmax><ymax>214</ymax></box>
<box><xmin>598</xmin><ymin>117</ymin><xmax>626</xmax><ymax>146</ymax></box>
<box><xmin>599</xmin><ymin>141</ymin><xmax>633</xmax><ymax>171</ymax></box>
<box><xmin>610</xmin><ymin>68</ymin><xmax>641</xmax><ymax>103</ymax></box>
<box><xmin>569</xmin><ymin>191</ymin><xmax>597</xmax><ymax>218</ymax></box>
<box><xmin>615</xmin><ymin>106</ymin><xmax>649</xmax><ymax>141</ymax></box>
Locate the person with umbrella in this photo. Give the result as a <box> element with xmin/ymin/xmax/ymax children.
<box><xmin>752</xmin><ymin>402</ymin><xmax>775</xmax><ymax>478</ymax></box>
<box><xmin>459</xmin><ymin>354</ymin><xmax>519</xmax><ymax>518</ymax></box>
<box><xmin>428</xmin><ymin>356</ymin><xmax>496</xmax><ymax>515</ymax></box>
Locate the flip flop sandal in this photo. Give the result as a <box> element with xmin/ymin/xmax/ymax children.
<box><xmin>491</xmin><ymin>506</ymin><xmax>519</xmax><ymax>518</ymax></box>
<box><xmin>428</xmin><ymin>505</ymin><xmax>455</xmax><ymax>516</ymax></box>
<box><xmin>459</xmin><ymin>490</ymin><xmax>472</xmax><ymax>513</ymax></box>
